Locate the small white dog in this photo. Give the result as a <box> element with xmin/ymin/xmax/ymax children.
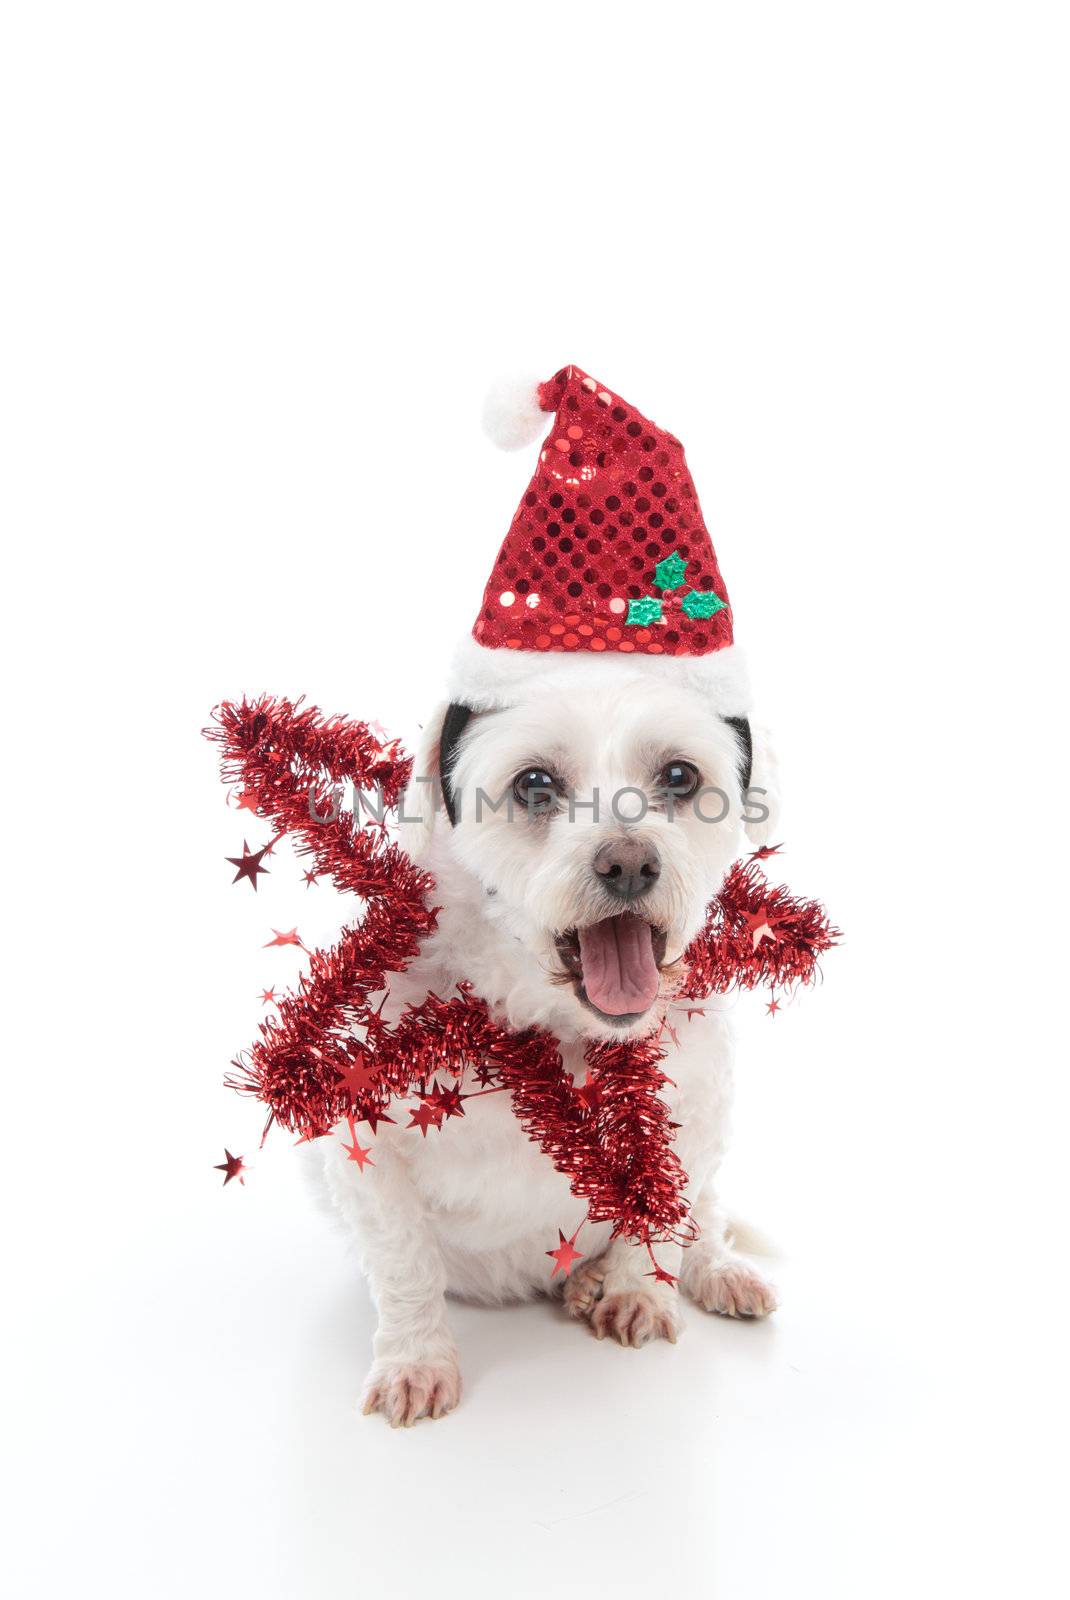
<box><xmin>319</xmin><ymin>366</ymin><xmax>782</xmax><ymax>1424</ymax></box>
<box><xmin>320</xmin><ymin>674</ymin><xmax>779</xmax><ymax>1425</ymax></box>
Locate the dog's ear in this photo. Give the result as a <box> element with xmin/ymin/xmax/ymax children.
<box><xmin>723</xmin><ymin>716</ymin><xmax>781</xmax><ymax>847</ymax></box>
<box><xmin>744</xmin><ymin>721</ymin><xmax>781</xmax><ymax>847</ymax></box>
<box><xmin>399</xmin><ymin>702</ymin><xmax>473</xmax><ymax>861</ymax></box>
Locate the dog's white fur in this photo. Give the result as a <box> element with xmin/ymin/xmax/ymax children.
<box><xmin>320</xmin><ymin>674</ymin><xmax>778</xmax><ymax>1426</ymax></box>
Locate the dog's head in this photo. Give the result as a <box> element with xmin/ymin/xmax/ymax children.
<box><xmin>403</xmin><ymin>676</ymin><xmax>778</xmax><ymax>1038</ymax></box>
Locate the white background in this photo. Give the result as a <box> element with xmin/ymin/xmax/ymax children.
<box><xmin>3</xmin><ymin>3</ymin><xmax>1068</xmax><ymax>1596</ymax></box>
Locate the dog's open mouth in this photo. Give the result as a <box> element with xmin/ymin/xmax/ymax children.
<box><xmin>555</xmin><ymin>916</ymin><xmax>668</xmax><ymax>1023</ymax></box>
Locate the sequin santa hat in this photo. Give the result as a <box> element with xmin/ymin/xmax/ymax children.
<box><xmin>448</xmin><ymin>366</ymin><xmax>752</xmax><ymax>715</ymax></box>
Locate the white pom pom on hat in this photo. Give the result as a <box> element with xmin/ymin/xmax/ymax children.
<box><xmin>481</xmin><ymin>373</ymin><xmax>546</xmax><ymax>451</ymax></box>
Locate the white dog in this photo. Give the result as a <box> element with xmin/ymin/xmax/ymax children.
<box><xmin>319</xmin><ymin>670</ymin><xmax>779</xmax><ymax>1426</ymax></box>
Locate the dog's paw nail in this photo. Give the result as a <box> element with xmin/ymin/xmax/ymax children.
<box><xmin>360</xmin><ymin>1359</ymin><xmax>462</xmax><ymax>1425</ymax></box>
<box><xmin>589</xmin><ymin>1289</ymin><xmax>681</xmax><ymax>1348</ymax></box>
<box><xmin>562</xmin><ymin>1260</ymin><xmax>608</xmax><ymax>1321</ymax></box>
<box><xmin>686</xmin><ymin>1260</ymin><xmax>778</xmax><ymax>1319</ymax></box>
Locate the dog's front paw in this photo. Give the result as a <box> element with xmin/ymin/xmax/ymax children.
<box><xmin>360</xmin><ymin>1359</ymin><xmax>462</xmax><ymax>1426</ymax></box>
<box><xmin>685</xmin><ymin>1258</ymin><xmax>777</xmax><ymax>1319</ymax></box>
<box><xmin>590</xmin><ymin>1289</ymin><xmax>680</xmax><ymax>1348</ymax></box>
<box><xmin>562</xmin><ymin>1258</ymin><xmax>608</xmax><ymax>1320</ymax></box>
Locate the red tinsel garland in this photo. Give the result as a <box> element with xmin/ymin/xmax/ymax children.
<box><xmin>206</xmin><ymin>695</ymin><xmax>838</xmax><ymax>1258</ymax></box>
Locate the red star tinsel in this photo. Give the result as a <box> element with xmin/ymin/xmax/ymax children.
<box><xmin>226</xmin><ymin>839</ymin><xmax>271</xmax><ymax>891</ymax></box>
<box><xmin>547</xmin><ymin>1227</ymin><xmax>585</xmax><ymax>1278</ymax></box>
<box><xmin>206</xmin><ymin>695</ymin><xmax>839</xmax><ymax>1260</ymax></box>
<box><xmin>215</xmin><ymin>1149</ymin><xmax>246</xmax><ymax>1186</ymax></box>
<box><xmin>341</xmin><ymin>1114</ymin><xmax>375</xmax><ymax>1171</ymax></box>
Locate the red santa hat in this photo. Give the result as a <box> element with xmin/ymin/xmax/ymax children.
<box><xmin>447</xmin><ymin>364</ymin><xmax>752</xmax><ymax>717</ymax></box>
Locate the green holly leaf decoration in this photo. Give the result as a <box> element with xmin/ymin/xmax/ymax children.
<box><xmin>654</xmin><ymin>550</ymin><xmax>687</xmax><ymax>592</ymax></box>
<box><xmin>681</xmin><ymin>589</ymin><xmax>727</xmax><ymax>620</ymax></box>
<box><xmin>626</xmin><ymin>597</ymin><xmax>663</xmax><ymax>626</ymax></box>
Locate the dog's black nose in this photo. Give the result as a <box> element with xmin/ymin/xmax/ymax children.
<box><xmin>592</xmin><ymin>837</ymin><xmax>661</xmax><ymax>900</ymax></box>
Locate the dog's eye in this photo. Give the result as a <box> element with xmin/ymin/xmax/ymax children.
<box><xmin>512</xmin><ymin>768</ymin><xmax>559</xmax><ymax>810</ymax></box>
<box><xmin>657</xmin><ymin>759</ymin><xmax>701</xmax><ymax>798</ymax></box>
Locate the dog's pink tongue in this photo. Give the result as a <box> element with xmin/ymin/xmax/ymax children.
<box><xmin>577</xmin><ymin>915</ymin><xmax>660</xmax><ymax>1017</ymax></box>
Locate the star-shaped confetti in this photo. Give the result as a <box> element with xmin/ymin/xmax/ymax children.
<box><xmin>359</xmin><ymin>1107</ymin><xmax>396</xmax><ymax>1136</ymax></box>
<box><xmin>766</xmin><ymin>995</ymin><xmax>781</xmax><ymax>1017</ymax></box>
<box><xmin>341</xmin><ymin>1114</ymin><xmax>375</xmax><ymax>1171</ymax></box>
<box><xmin>264</xmin><ymin>927</ymin><xmax>303</xmax><ymax>948</ymax></box>
<box><xmin>214</xmin><ymin>1149</ymin><xmax>245</xmax><ymax>1186</ymax></box>
<box><xmin>645</xmin><ymin>1257</ymin><xmax>679</xmax><ymax>1287</ymax></box>
<box><xmin>226</xmin><ymin>839</ymin><xmax>271</xmax><ymax>891</ymax></box>
<box><xmin>546</xmin><ymin>1227</ymin><xmax>584</xmax><ymax>1278</ymax></box>
<box><xmin>742</xmin><ymin>908</ymin><xmax>779</xmax><ymax>951</ymax></box>
<box><xmin>426</xmin><ymin>1080</ymin><xmax>465</xmax><ymax>1121</ymax></box>
<box><xmin>302</xmin><ymin>870</ymin><xmax>319</xmax><ymax>888</ymax></box>
<box><xmin>749</xmin><ymin>842</ymin><xmax>784</xmax><ymax>861</ymax></box>
<box><xmin>681</xmin><ymin>589</ymin><xmax>727</xmax><ymax>620</ymax></box>
<box><xmin>654</xmin><ymin>550</ymin><xmax>687</xmax><ymax>592</ymax></box>
<box><xmin>626</xmin><ymin>596</ymin><xmax>663</xmax><ymax>626</ymax></box>
<box><xmin>234</xmin><ymin>789</ymin><xmax>261</xmax><ymax>815</ymax></box>
<box><xmin>335</xmin><ymin>1057</ymin><xmax>382</xmax><ymax>1102</ymax></box>
<box><xmin>259</xmin><ymin>988</ymin><xmax>277</xmax><ymax>1005</ymax></box>
<box><xmin>406</xmin><ymin>1100</ymin><xmax>443</xmax><ymax>1137</ymax></box>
